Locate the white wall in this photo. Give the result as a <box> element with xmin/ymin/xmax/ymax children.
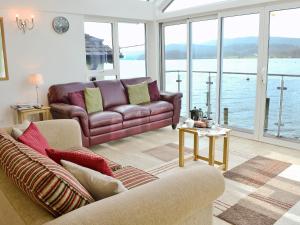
<box><xmin>0</xmin><ymin>11</ymin><xmax>87</xmax><ymax>126</ymax></box>
<box><xmin>0</xmin><ymin>0</ymin><xmax>155</xmax><ymax>127</ymax></box>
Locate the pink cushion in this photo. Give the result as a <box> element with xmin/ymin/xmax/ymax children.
<box><xmin>46</xmin><ymin>148</ymin><xmax>114</xmax><ymax>177</ymax></box>
<box><xmin>148</xmin><ymin>80</ymin><xmax>160</xmax><ymax>102</ymax></box>
<box><xmin>68</xmin><ymin>91</ymin><xmax>86</xmax><ymax>109</ymax></box>
<box><xmin>18</xmin><ymin>123</ymin><xmax>49</xmax><ymax>156</ymax></box>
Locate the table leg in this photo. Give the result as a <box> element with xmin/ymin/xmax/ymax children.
<box><xmin>223</xmin><ymin>133</ymin><xmax>230</xmax><ymax>171</ymax></box>
<box><xmin>209</xmin><ymin>136</ymin><xmax>216</xmax><ymax>166</ymax></box>
<box><xmin>20</xmin><ymin>113</ymin><xmax>26</xmax><ymax>124</ymax></box>
<box><xmin>179</xmin><ymin>130</ymin><xmax>185</xmax><ymax>167</ymax></box>
<box><xmin>194</xmin><ymin>133</ymin><xmax>199</xmax><ymax>161</ymax></box>
<box><xmin>17</xmin><ymin>112</ymin><xmax>22</xmax><ymax>124</ymax></box>
<box><xmin>39</xmin><ymin>112</ymin><xmax>44</xmax><ymax>121</ymax></box>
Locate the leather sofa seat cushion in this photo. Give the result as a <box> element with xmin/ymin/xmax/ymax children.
<box><xmin>123</xmin><ymin>117</ymin><xmax>150</xmax><ymax>129</ymax></box>
<box><xmin>89</xmin><ymin>111</ymin><xmax>123</xmax><ymax>128</ymax></box>
<box><xmin>94</xmin><ymin>80</ymin><xmax>128</xmax><ymax>109</ymax></box>
<box><xmin>109</xmin><ymin>105</ymin><xmax>150</xmax><ymax>120</ymax></box>
<box><xmin>143</xmin><ymin>101</ymin><xmax>174</xmax><ymax>115</ymax></box>
<box><xmin>150</xmin><ymin>111</ymin><xmax>173</xmax><ymax>122</ymax></box>
<box><xmin>90</xmin><ymin>123</ymin><xmax>123</xmax><ymax>136</ymax></box>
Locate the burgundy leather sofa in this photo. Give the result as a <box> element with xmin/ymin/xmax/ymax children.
<box><xmin>48</xmin><ymin>77</ymin><xmax>182</xmax><ymax>147</ymax></box>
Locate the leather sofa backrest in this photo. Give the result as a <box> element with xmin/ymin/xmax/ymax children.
<box><xmin>94</xmin><ymin>80</ymin><xmax>128</xmax><ymax>109</ymax></box>
<box><xmin>121</xmin><ymin>77</ymin><xmax>152</xmax><ymax>87</ymax></box>
<box><xmin>48</xmin><ymin>82</ymin><xmax>95</xmax><ymax>104</ymax></box>
<box><xmin>48</xmin><ymin>77</ymin><xmax>153</xmax><ymax>106</ymax></box>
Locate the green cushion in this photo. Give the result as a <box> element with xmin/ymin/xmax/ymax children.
<box><xmin>84</xmin><ymin>88</ymin><xmax>103</xmax><ymax>114</ymax></box>
<box><xmin>127</xmin><ymin>82</ymin><xmax>150</xmax><ymax>105</ymax></box>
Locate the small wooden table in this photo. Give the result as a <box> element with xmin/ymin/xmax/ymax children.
<box><xmin>178</xmin><ymin>127</ymin><xmax>231</xmax><ymax>171</ymax></box>
<box><xmin>13</xmin><ymin>106</ymin><xmax>51</xmax><ymax>124</ymax></box>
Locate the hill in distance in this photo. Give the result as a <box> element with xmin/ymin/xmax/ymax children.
<box><xmin>122</xmin><ymin>37</ymin><xmax>300</xmax><ymax>60</ymax></box>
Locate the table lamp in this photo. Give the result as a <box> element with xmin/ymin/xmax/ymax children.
<box><xmin>28</xmin><ymin>73</ymin><xmax>44</xmax><ymax>108</ymax></box>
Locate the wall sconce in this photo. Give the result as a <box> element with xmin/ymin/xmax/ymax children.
<box><xmin>16</xmin><ymin>14</ymin><xmax>34</xmax><ymax>33</ymax></box>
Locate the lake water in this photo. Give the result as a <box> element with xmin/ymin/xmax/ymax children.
<box><xmin>120</xmin><ymin>58</ymin><xmax>300</xmax><ymax>140</ymax></box>
<box><xmin>166</xmin><ymin>58</ymin><xmax>300</xmax><ymax>140</ymax></box>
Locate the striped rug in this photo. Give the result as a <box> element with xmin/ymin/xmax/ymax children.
<box><xmin>146</xmin><ymin>149</ymin><xmax>300</xmax><ymax>225</ymax></box>
<box><xmin>217</xmin><ymin>156</ymin><xmax>300</xmax><ymax>225</ymax></box>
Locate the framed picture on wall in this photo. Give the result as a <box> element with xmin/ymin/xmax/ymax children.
<box><xmin>0</xmin><ymin>17</ymin><xmax>8</xmax><ymax>81</ymax></box>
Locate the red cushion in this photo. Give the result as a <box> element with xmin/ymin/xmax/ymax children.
<box><xmin>68</xmin><ymin>91</ymin><xmax>86</xmax><ymax>109</ymax></box>
<box><xmin>46</xmin><ymin>149</ymin><xmax>114</xmax><ymax>177</ymax></box>
<box><xmin>18</xmin><ymin>122</ymin><xmax>49</xmax><ymax>156</ymax></box>
<box><xmin>148</xmin><ymin>80</ymin><xmax>160</xmax><ymax>102</ymax></box>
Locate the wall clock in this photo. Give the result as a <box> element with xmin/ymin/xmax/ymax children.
<box><xmin>52</xmin><ymin>17</ymin><xmax>69</xmax><ymax>34</ymax></box>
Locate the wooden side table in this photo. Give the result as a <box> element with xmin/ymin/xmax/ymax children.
<box><xmin>13</xmin><ymin>106</ymin><xmax>51</xmax><ymax>124</ymax></box>
<box><xmin>178</xmin><ymin>127</ymin><xmax>231</xmax><ymax>171</ymax></box>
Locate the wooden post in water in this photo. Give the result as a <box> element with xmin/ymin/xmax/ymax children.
<box><xmin>224</xmin><ymin>108</ymin><xmax>229</xmax><ymax>126</ymax></box>
<box><xmin>264</xmin><ymin>98</ymin><xmax>270</xmax><ymax>131</ymax></box>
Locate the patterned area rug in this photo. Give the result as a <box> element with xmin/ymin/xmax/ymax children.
<box><xmin>143</xmin><ymin>143</ymin><xmax>192</xmax><ymax>162</ymax></box>
<box><xmin>217</xmin><ymin>156</ymin><xmax>300</xmax><ymax>225</ymax></box>
<box><xmin>146</xmin><ymin>146</ymin><xmax>300</xmax><ymax>225</ymax></box>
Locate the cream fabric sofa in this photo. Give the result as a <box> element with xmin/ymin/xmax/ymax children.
<box><xmin>0</xmin><ymin>119</ymin><xmax>225</xmax><ymax>225</ymax></box>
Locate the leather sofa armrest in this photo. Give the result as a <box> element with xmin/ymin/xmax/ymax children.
<box><xmin>160</xmin><ymin>92</ymin><xmax>183</xmax><ymax>103</ymax></box>
<box><xmin>160</xmin><ymin>92</ymin><xmax>183</xmax><ymax>127</ymax></box>
<box><xmin>50</xmin><ymin>103</ymin><xmax>89</xmax><ymax>138</ymax></box>
<box><xmin>50</xmin><ymin>103</ymin><xmax>87</xmax><ymax>118</ymax></box>
<box><xmin>43</xmin><ymin>166</ymin><xmax>224</xmax><ymax>225</ymax></box>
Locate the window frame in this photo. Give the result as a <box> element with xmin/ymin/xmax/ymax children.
<box><xmin>159</xmin><ymin>2</ymin><xmax>300</xmax><ymax>150</ymax></box>
<box><xmin>84</xmin><ymin>18</ymin><xmax>147</xmax><ymax>80</ymax></box>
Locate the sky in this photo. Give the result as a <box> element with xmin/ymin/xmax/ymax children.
<box><xmin>164</xmin><ymin>8</ymin><xmax>300</xmax><ymax>45</ymax></box>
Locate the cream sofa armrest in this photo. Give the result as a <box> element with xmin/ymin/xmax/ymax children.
<box><xmin>35</xmin><ymin>119</ymin><xmax>83</xmax><ymax>149</ymax></box>
<box><xmin>44</xmin><ymin>166</ymin><xmax>225</xmax><ymax>225</ymax></box>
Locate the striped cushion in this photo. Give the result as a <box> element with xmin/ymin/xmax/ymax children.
<box><xmin>0</xmin><ymin>131</ymin><xmax>94</xmax><ymax>217</ymax></box>
<box><xmin>69</xmin><ymin>147</ymin><xmax>122</xmax><ymax>171</ymax></box>
<box><xmin>114</xmin><ymin>166</ymin><xmax>158</xmax><ymax>189</ymax></box>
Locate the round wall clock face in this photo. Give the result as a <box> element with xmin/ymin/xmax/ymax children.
<box><xmin>52</xmin><ymin>17</ymin><xmax>69</xmax><ymax>34</ymax></box>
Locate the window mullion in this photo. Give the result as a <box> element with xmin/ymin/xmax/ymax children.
<box><xmin>113</xmin><ymin>22</ymin><xmax>120</xmax><ymax>80</ymax></box>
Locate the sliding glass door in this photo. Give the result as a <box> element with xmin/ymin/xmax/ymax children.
<box><xmin>220</xmin><ymin>13</ymin><xmax>260</xmax><ymax>132</ymax></box>
<box><xmin>163</xmin><ymin>23</ymin><xmax>188</xmax><ymax>116</ymax></box>
<box><xmin>160</xmin><ymin>3</ymin><xmax>300</xmax><ymax>148</ymax></box>
<box><xmin>264</xmin><ymin>7</ymin><xmax>300</xmax><ymax>141</ymax></box>
<box><xmin>191</xmin><ymin>19</ymin><xmax>218</xmax><ymax>120</ymax></box>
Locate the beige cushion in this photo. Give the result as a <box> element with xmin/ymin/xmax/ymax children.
<box><xmin>84</xmin><ymin>88</ymin><xmax>103</xmax><ymax>114</ymax></box>
<box><xmin>127</xmin><ymin>82</ymin><xmax>150</xmax><ymax>105</ymax></box>
<box><xmin>61</xmin><ymin>160</ymin><xmax>127</xmax><ymax>200</ymax></box>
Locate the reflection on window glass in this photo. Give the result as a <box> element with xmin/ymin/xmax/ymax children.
<box><xmin>264</xmin><ymin>8</ymin><xmax>300</xmax><ymax>140</ymax></box>
<box><xmin>84</xmin><ymin>22</ymin><xmax>114</xmax><ymax>71</ymax></box>
<box><xmin>165</xmin><ymin>0</ymin><xmax>227</xmax><ymax>12</ymax></box>
<box><xmin>164</xmin><ymin>24</ymin><xmax>188</xmax><ymax>116</ymax></box>
<box><xmin>118</xmin><ymin>23</ymin><xmax>146</xmax><ymax>78</ymax></box>
<box><xmin>220</xmin><ymin>14</ymin><xmax>260</xmax><ymax>131</ymax></box>
<box><xmin>191</xmin><ymin>19</ymin><xmax>218</xmax><ymax>120</ymax></box>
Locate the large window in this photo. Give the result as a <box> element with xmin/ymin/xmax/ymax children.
<box><xmin>84</xmin><ymin>22</ymin><xmax>114</xmax><ymax>71</ymax></box>
<box><xmin>84</xmin><ymin>21</ymin><xmax>147</xmax><ymax>79</ymax></box>
<box><xmin>118</xmin><ymin>23</ymin><xmax>146</xmax><ymax>78</ymax></box>
<box><xmin>191</xmin><ymin>19</ymin><xmax>218</xmax><ymax>120</ymax></box>
<box><xmin>264</xmin><ymin>8</ymin><xmax>300</xmax><ymax>140</ymax></box>
<box><xmin>220</xmin><ymin>14</ymin><xmax>260</xmax><ymax>131</ymax></box>
<box><xmin>163</xmin><ymin>23</ymin><xmax>188</xmax><ymax>116</ymax></box>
